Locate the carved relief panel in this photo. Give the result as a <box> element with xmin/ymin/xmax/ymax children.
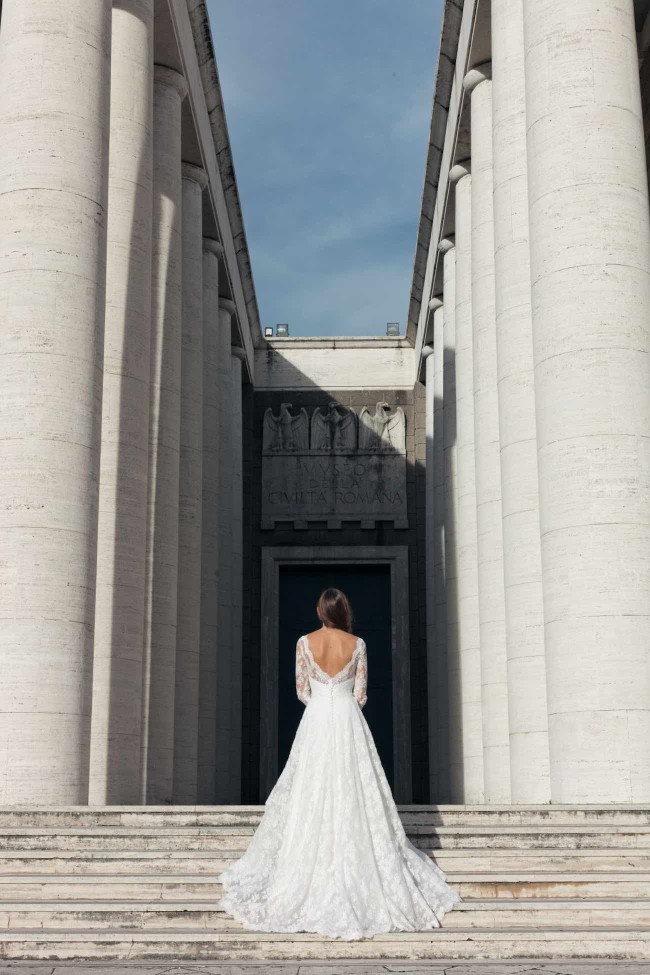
<box><xmin>261</xmin><ymin>402</ymin><xmax>408</xmax><ymax>529</ymax></box>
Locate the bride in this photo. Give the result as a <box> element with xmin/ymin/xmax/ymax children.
<box><xmin>218</xmin><ymin>587</ymin><xmax>461</xmax><ymax>940</ymax></box>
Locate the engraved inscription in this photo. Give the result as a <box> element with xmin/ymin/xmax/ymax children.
<box><xmin>261</xmin><ymin>402</ymin><xmax>408</xmax><ymax>528</ymax></box>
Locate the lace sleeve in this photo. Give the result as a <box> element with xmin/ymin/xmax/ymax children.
<box><xmin>353</xmin><ymin>639</ymin><xmax>368</xmax><ymax>708</ymax></box>
<box><xmin>295</xmin><ymin>637</ymin><xmax>311</xmax><ymax>705</ymax></box>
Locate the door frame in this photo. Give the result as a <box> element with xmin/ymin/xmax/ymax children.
<box><xmin>259</xmin><ymin>545</ymin><xmax>412</xmax><ymax>802</ymax></box>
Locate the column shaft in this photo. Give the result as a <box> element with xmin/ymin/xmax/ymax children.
<box><xmin>0</xmin><ymin>0</ymin><xmax>111</xmax><ymax>802</ymax></box>
<box><xmin>441</xmin><ymin>242</ymin><xmax>463</xmax><ymax>802</ymax></box>
<box><xmin>90</xmin><ymin>0</ymin><xmax>153</xmax><ymax>805</ymax></box>
<box><xmin>173</xmin><ymin>165</ymin><xmax>207</xmax><ymax>803</ymax></box>
<box><xmin>229</xmin><ymin>347</ymin><xmax>245</xmax><ymax>802</ymax></box>
<box><xmin>492</xmin><ymin>0</ymin><xmax>550</xmax><ymax>801</ymax></box>
<box><xmin>424</xmin><ymin>342</ymin><xmax>437</xmax><ymax>798</ymax></box>
<box><xmin>452</xmin><ymin>167</ymin><xmax>484</xmax><ymax>803</ymax></box>
<box><xmin>214</xmin><ymin>303</ymin><xmax>234</xmax><ymax>802</ymax></box>
<box><xmin>524</xmin><ymin>0</ymin><xmax>650</xmax><ymax>800</ymax></box>
<box><xmin>140</xmin><ymin>66</ymin><xmax>187</xmax><ymax>803</ymax></box>
<box><xmin>432</xmin><ymin>305</ymin><xmax>449</xmax><ymax>802</ymax></box>
<box><xmin>198</xmin><ymin>240</ymin><xmax>222</xmax><ymax>803</ymax></box>
<box><xmin>465</xmin><ymin>68</ymin><xmax>511</xmax><ymax>802</ymax></box>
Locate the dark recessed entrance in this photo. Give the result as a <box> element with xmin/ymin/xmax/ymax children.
<box><xmin>278</xmin><ymin>563</ymin><xmax>394</xmax><ymax>789</ymax></box>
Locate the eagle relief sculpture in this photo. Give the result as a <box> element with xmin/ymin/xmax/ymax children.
<box><xmin>358</xmin><ymin>402</ymin><xmax>406</xmax><ymax>453</ymax></box>
<box><xmin>262</xmin><ymin>403</ymin><xmax>309</xmax><ymax>453</ymax></box>
<box><xmin>310</xmin><ymin>403</ymin><xmax>357</xmax><ymax>453</ymax></box>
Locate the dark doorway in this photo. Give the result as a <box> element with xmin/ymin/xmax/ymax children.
<box><xmin>278</xmin><ymin>563</ymin><xmax>394</xmax><ymax>789</ymax></box>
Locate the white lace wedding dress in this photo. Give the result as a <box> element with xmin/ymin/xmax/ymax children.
<box><xmin>218</xmin><ymin>633</ymin><xmax>461</xmax><ymax>940</ymax></box>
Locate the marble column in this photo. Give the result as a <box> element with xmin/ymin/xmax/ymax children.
<box><xmin>229</xmin><ymin>345</ymin><xmax>246</xmax><ymax>803</ymax></box>
<box><xmin>198</xmin><ymin>238</ymin><xmax>223</xmax><ymax>803</ymax></box>
<box><xmin>492</xmin><ymin>0</ymin><xmax>550</xmax><ymax>802</ymax></box>
<box><xmin>0</xmin><ymin>0</ymin><xmax>111</xmax><ymax>802</ymax></box>
<box><xmin>423</xmin><ymin>340</ymin><xmax>437</xmax><ymax>798</ymax></box>
<box><xmin>450</xmin><ymin>163</ymin><xmax>484</xmax><ymax>803</ymax></box>
<box><xmin>426</xmin><ymin>294</ymin><xmax>450</xmax><ymax>802</ymax></box>
<box><xmin>89</xmin><ymin>0</ymin><xmax>154</xmax><ymax>805</ymax></box>
<box><xmin>172</xmin><ymin>163</ymin><xmax>208</xmax><ymax>803</ymax></box>
<box><xmin>431</xmin><ymin>297</ymin><xmax>451</xmax><ymax>801</ymax></box>
<box><xmin>140</xmin><ymin>65</ymin><xmax>187</xmax><ymax>803</ymax></box>
<box><xmin>463</xmin><ymin>64</ymin><xmax>511</xmax><ymax>803</ymax></box>
<box><xmin>524</xmin><ymin>0</ymin><xmax>650</xmax><ymax>801</ymax></box>
<box><xmin>214</xmin><ymin>299</ymin><xmax>235</xmax><ymax>802</ymax></box>
<box><xmin>439</xmin><ymin>238</ymin><xmax>463</xmax><ymax>802</ymax></box>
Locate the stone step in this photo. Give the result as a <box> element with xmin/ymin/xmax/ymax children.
<box><xmin>2</xmin><ymin>825</ymin><xmax>649</xmax><ymax>850</ymax></box>
<box><xmin>0</xmin><ymin>898</ymin><xmax>648</xmax><ymax>931</ymax></box>
<box><xmin>1</xmin><ymin>872</ymin><xmax>648</xmax><ymax>899</ymax></box>
<box><xmin>1</xmin><ymin>804</ymin><xmax>648</xmax><ymax>828</ymax></box>
<box><xmin>1</xmin><ymin>927</ymin><xmax>649</xmax><ymax>961</ymax></box>
<box><xmin>1</xmin><ymin>847</ymin><xmax>648</xmax><ymax>874</ymax></box>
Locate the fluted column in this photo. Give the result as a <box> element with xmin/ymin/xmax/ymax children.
<box><xmin>89</xmin><ymin>0</ymin><xmax>154</xmax><ymax>805</ymax></box>
<box><xmin>0</xmin><ymin>0</ymin><xmax>111</xmax><ymax>802</ymax></box>
<box><xmin>214</xmin><ymin>299</ymin><xmax>235</xmax><ymax>802</ymax></box>
<box><xmin>492</xmin><ymin>0</ymin><xmax>549</xmax><ymax>802</ymax></box>
<box><xmin>198</xmin><ymin>238</ymin><xmax>223</xmax><ymax>803</ymax></box>
<box><xmin>172</xmin><ymin>163</ymin><xmax>208</xmax><ymax>803</ymax></box>
<box><xmin>524</xmin><ymin>0</ymin><xmax>650</xmax><ymax>801</ymax></box>
<box><xmin>140</xmin><ymin>65</ymin><xmax>187</xmax><ymax>803</ymax></box>
<box><xmin>450</xmin><ymin>163</ymin><xmax>484</xmax><ymax>803</ymax></box>
<box><xmin>439</xmin><ymin>238</ymin><xmax>462</xmax><ymax>802</ymax></box>
<box><xmin>464</xmin><ymin>64</ymin><xmax>511</xmax><ymax>803</ymax></box>
<box><xmin>229</xmin><ymin>345</ymin><xmax>246</xmax><ymax>803</ymax></box>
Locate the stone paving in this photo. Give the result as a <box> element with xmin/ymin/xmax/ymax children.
<box><xmin>1</xmin><ymin>962</ymin><xmax>649</xmax><ymax>975</ymax></box>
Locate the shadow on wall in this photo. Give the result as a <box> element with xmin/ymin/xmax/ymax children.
<box><xmin>239</xmin><ymin>343</ymin><xmax>463</xmax><ymax>806</ymax></box>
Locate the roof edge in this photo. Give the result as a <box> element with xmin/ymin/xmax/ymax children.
<box><xmin>186</xmin><ymin>0</ymin><xmax>263</xmax><ymax>347</ymax></box>
<box><xmin>406</xmin><ymin>0</ymin><xmax>464</xmax><ymax>345</ymax></box>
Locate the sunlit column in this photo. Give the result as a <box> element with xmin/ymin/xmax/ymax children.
<box><xmin>140</xmin><ymin>65</ymin><xmax>187</xmax><ymax>803</ymax></box>
<box><xmin>431</xmin><ymin>296</ymin><xmax>450</xmax><ymax>801</ymax></box>
<box><xmin>0</xmin><ymin>0</ymin><xmax>111</xmax><ymax>802</ymax></box>
<box><xmin>463</xmin><ymin>63</ymin><xmax>511</xmax><ymax>803</ymax></box>
<box><xmin>450</xmin><ymin>162</ymin><xmax>484</xmax><ymax>803</ymax></box>
<box><xmin>524</xmin><ymin>0</ymin><xmax>650</xmax><ymax>800</ymax></box>
<box><xmin>492</xmin><ymin>0</ymin><xmax>550</xmax><ymax>802</ymax></box>
<box><xmin>439</xmin><ymin>238</ymin><xmax>463</xmax><ymax>802</ymax></box>
<box><xmin>90</xmin><ymin>0</ymin><xmax>154</xmax><ymax>805</ymax></box>
<box><xmin>426</xmin><ymin>293</ymin><xmax>450</xmax><ymax>802</ymax></box>
<box><xmin>424</xmin><ymin>339</ymin><xmax>437</xmax><ymax>798</ymax></box>
<box><xmin>173</xmin><ymin>163</ymin><xmax>208</xmax><ymax>803</ymax></box>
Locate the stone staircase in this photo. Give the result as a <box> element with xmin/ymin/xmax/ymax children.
<box><xmin>0</xmin><ymin>805</ymin><xmax>649</xmax><ymax>962</ymax></box>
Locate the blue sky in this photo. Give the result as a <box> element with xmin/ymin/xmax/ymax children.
<box><xmin>206</xmin><ymin>1</ymin><xmax>443</xmax><ymax>337</ymax></box>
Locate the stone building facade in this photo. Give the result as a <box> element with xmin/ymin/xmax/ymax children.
<box><xmin>1</xmin><ymin>0</ymin><xmax>650</xmax><ymax>809</ymax></box>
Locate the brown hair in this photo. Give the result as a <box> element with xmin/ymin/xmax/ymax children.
<box><xmin>316</xmin><ymin>588</ymin><xmax>354</xmax><ymax>632</ymax></box>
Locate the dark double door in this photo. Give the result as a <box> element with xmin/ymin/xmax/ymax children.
<box><xmin>278</xmin><ymin>563</ymin><xmax>394</xmax><ymax>789</ymax></box>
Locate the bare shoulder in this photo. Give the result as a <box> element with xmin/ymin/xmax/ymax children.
<box><xmin>306</xmin><ymin>627</ymin><xmax>359</xmax><ymax>651</ymax></box>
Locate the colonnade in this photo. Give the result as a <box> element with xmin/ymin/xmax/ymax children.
<box><xmin>427</xmin><ymin>0</ymin><xmax>650</xmax><ymax>804</ymax></box>
<box><xmin>0</xmin><ymin>0</ymin><xmax>244</xmax><ymax>804</ymax></box>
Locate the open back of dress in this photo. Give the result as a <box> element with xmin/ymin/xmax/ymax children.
<box><xmin>218</xmin><ymin>633</ymin><xmax>460</xmax><ymax>940</ymax></box>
